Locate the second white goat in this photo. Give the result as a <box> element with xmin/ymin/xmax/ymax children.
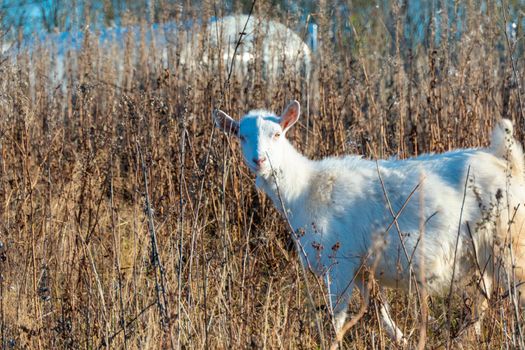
<box><xmin>214</xmin><ymin>100</ymin><xmax>525</xmax><ymax>343</ymax></box>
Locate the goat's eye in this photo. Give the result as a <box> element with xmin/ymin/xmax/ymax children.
<box><xmin>273</xmin><ymin>132</ymin><xmax>281</xmax><ymax>139</ymax></box>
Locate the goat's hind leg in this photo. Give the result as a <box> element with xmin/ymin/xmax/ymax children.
<box><xmin>359</xmin><ymin>283</ymin><xmax>406</xmax><ymax>345</ymax></box>
<box><xmin>329</xmin><ymin>273</ymin><xmax>406</xmax><ymax>345</ymax></box>
<box><xmin>330</xmin><ymin>279</ymin><xmax>371</xmax><ymax>348</ymax></box>
<box><xmin>472</xmin><ymin>238</ymin><xmax>494</xmax><ymax>336</ymax></box>
<box><xmin>472</xmin><ymin>274</ymin><xmax>491</xmax><ymax>336</ymax></box>
<box><xmin>334</xmin><ymin>276</ymin><xmax>407</xmax><ymax>345</ymax></box>
<box><xmin>378</xmin><ymin>293</ymin><xmax>406</xmax><ymax>343</ymax></box>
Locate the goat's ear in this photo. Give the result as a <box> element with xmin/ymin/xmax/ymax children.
<box><xmin>280</xmin><ymin>100</ymin><xmax>300</xmax><ymax>133</ymax></box>
<box><xmin>214</xmin><ymin>109</ymin><xmax>239</xmax><ymax>137</ymax></box>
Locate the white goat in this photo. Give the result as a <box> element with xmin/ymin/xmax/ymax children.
<box><xmin>182</xmin><ymin>15</ymin><xmax>312</xmax><ymax>81</ymax></box>
<box><xmin>214</xmin><ymin>100</ymin><xmax>525</xmax><ymax>343</ymax></box>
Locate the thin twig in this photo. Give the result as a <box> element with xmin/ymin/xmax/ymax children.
<box><xmin>98</xmin><ymin>301</ymin><xmax>157</xmax><ymax>349</ymax></box>
<box><xmin>109</xmin><ymin>153</ymin><xmax>128</xmax><ymax>350</ymax></box>
<box><xmin>465</xmin><ymin>222</ymin><xmax>490</xmax><ymax>300</ymax></box>
<box><xmin>177</xmin><ymin>86</ymin><xmax>190</xmax><ymax>348</ymax></box>
<box><xmin>136</xmin><ymin>143</ymin><xmax>174</xmax><ymax>349</ymax></box>
<box><xmin>501</xmin><ymin>4</ymin><xmax>525</xmax><ymax>126</ymax></box>
<box><xmin>213</xmin><ymin>0</ymin><xmax>257</xmax><ymax>111</ymax></box>
<box><xmin>331</xmin><ymin>256</ymin><xmax>383</xmax><ymax>349</ymax></box>
<box><xmin>375</xmin><ymin>161</ymin><xmax>423</xmax><ymax>302</ymax></box>
<box><xmin>417</xmin><ymin>172</ymin><xmax>428</xmax><ymax>350</ymax></box>
<box><xmin>446</xmin><ymin>165</ymin><xmax>471</xmax><ymax>348</ymax></box>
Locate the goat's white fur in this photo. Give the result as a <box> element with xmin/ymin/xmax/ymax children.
<box><xmin>214</xmin><ymin>101</ymin><xmax>525</xmax><ymax>342</ymax></box>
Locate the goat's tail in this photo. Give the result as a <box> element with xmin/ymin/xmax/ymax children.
<box><xmin>490</xmin><ymin>119</ymin><xmax>524</xmax><ymax>179</ymax></box>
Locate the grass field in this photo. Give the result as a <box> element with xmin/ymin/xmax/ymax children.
<box><xmin>0</xmin><ymin>1</ymin><xmax>524</xmax><ymax>348</ymax></box>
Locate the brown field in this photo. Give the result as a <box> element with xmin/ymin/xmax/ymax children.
<box><xmin>0</xmin><ymin>1</ymin><xmax>524</xmax><ymax>348</ymax></box>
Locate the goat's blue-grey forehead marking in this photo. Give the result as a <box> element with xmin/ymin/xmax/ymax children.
<box><xmin>240</xmin><ymin>114</ymin><xmax>281</xmax><ymax>136</ymax></box>
<box><xmin>264</xmin><ymin>115</ymin><xmax>280</xmax><ymax>123</ymax></box>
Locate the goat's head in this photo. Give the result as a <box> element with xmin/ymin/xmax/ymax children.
<box><xmin>214</xmin><ymin>100</ymin><xmax>300</xmax><ymax>175</ymax></box>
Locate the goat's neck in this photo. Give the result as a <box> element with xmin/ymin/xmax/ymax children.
<box><xmin>256</xmin><ymin>140</ymin><xmax>313</xmax><ymax>212</ymax></box>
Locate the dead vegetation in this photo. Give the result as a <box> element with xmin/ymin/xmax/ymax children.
<box><xmin>0</xmin><ymin>1</ymin><xmax>524</xmax><ymax>348</ymax></box>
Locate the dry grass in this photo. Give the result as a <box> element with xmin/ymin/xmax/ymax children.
<box><xmin>0</xmin><ymin>1</ymin><xmax>524</xmax><ymax>348</ymax></box>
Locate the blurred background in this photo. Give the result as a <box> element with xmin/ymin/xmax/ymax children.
<box><xmin>1</xmin><ymin>0</ymin><xmax>525</xmax><ymax>349</ymax></box>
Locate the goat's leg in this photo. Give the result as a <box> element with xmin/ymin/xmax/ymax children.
<box><xmin>329</xmin><ymin>279</ymin><xmax>353</xmax><ymax>332</ymax></box>
<box><xmin>330</xmin><ymin>271</ymin><xmax>406</xmax><ymax>343</ymax></box>
<box><xmin>473</xmin><ymin>242</ymin><xmax>494</xmax><ymax>336</ymax></box>
<box><xmin>473</xmin><ymin>295</ymin><xmax>489</xmax><ymax>336</ymax></box>
<box><xmin>511</xmin><ymin>224</ymin><xmax>525</xmax><ymax>307</ymax></box>
<box><xmin>325</xmin><ymin>265</ymin><xmax>358</xmax><ymax>334</ymax></box>
<box><xmin>377</xmin><ymin>291</ymin><xmax>406</xmax><ymax>344</ymax></box>
<box><xmin>329</xmin><ymin>275</ymin><xmax>365</xmax><ymax>348</ymax></box>
<box><xmin>356</xmin><ymin>281</ymin><xmax>406</xmax><ymax>344</ymax></box>
<box><xmin>472</xmin><ymin>272</ymin><xmax>492</xmax><ymax>335</ymax></box>
<box><xmin>333</xmin><ymin>302</ymin><xmax>350</xmax><ymax>332</ymax></box>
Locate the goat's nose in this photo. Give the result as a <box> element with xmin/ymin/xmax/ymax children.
<box><xmin>253</xmin><ymin>157</ymin><xmax>267</xmax><ymax>166</ymax></box>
